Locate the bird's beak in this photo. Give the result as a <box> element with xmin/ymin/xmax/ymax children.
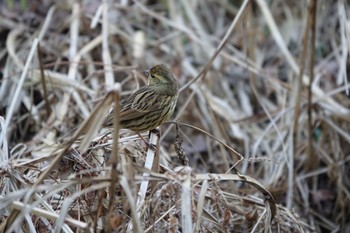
<box><xmin>143</xmin><ymin>69</ymin><xmax>150</xmax><ymax>77</ymax></box>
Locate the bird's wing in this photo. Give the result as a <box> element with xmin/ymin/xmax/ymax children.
<box><xmin>119</xmin><ymin>87</ymin><xmax>162</xmax><ymax>121</ymax></box>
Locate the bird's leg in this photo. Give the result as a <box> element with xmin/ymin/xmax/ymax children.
<box><xmin>136</xmin><ymin>132</ymin><xmax>156</xmax><ymax>152</ymax></box>
<box><xmin>149</xmin><ymin>128</ymin><xmax>160</xmax><ymax>137</ymax></box>
<box><xmin>136</xmin><ymin>129</ymin><xmax>160</xmax><ymax>151</ymax></box>
<box><xmin>137</xmin><ymin>133</ymin><xmax>149</xmax><ymax>146</ymax></box>
<box><xmin>147</xmin><ymin>128</ymin><xmax>160</xmax><ymax>152</ymax></box>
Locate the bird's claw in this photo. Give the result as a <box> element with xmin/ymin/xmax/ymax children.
<box><xmin>149</xmin><ymin>128</ymin><xmax>160</xmax><ymax>138</ymax></box>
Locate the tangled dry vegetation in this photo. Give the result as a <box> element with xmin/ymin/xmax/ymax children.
<box><xmin>0</xmin><ymin>0</ymin><xmax>349</xmax><ymax>232</ymax></box>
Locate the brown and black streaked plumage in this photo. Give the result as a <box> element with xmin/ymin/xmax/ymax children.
<box><xmin>103</xmin><ymin>64</ymin><xmax>178</xmax><ymax>132</ymax></box>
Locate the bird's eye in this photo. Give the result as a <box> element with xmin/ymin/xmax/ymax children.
<box><xmin>143</xmin><ymin>70</ymin><xmax>150</xmax><ymax>77</ymax></box>
<box><xmin>151</xmin><ymin>74</ymin><xmax>156</xmax><ymax>79</ymax></box>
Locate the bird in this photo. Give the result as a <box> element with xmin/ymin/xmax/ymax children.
<box><xmin>103</xmin><ymin>64</ymin><xmax>178</xmax><ymax>132</ymax></box>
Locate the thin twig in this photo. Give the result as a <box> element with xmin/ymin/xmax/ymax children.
<box><xmin>307</xmin><ymin>0</ymin><xmax>317</xmax><ymax>170</ymax></box>
<box><xmin>37</xmin><ymin>43</ymin><xmax>50</xmax><ymax>117</ymax></box>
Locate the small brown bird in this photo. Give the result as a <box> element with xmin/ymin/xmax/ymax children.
<box><xmin>103</xmin><ymin>64</ymin><xmax>178</xmax><ymax>132</ymax></box>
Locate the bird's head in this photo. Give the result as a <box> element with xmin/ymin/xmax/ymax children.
<box><xmin>144</xmin><ymin>64</ymin><xmax>177</xmax><ymax>86</ymax></box>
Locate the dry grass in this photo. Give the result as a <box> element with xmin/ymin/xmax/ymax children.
<box><xmin>1</xmin><ymin>0</ymin><xmax>349</xmax><ymax>232</ymax></box>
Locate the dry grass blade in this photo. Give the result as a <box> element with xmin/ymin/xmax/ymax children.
<box><xmin>128</xmin><ymin>128</ymin><xmax>160</xmax><ymax>231</ymax></box>
<box><xmin>0</xmin><ymin>197</ymin><xmax>88</xmax><ymax>230</ymax></box>
<box><xmin>180</xmin><ymin>0</ymin><xmax>249</xmax><ymax>92</ymax></box>
<box><xmin>119</xmin><ymin>176</ymin><xmax>143</xmax><ymax>232</ymax></box>
<box><xmin>195</xmin><ymin>173</ymin><xmax>276</xmax><ymax>221</ymax></box>
<box><xmin>170</xmin><ymin>121</ymin><xmax>244</xmax><ymax>166</ymax></box>
<box><xmin>101</xmin><ymin>0</ymin><xmax>114</xmax><ymax>86</ymax></box>
<box><xmin>194</xmin><ymin>179</ymin><xmax>208</xmax><ymax>232</ymax></box>
<box><xmin>31</xmin><ymin>90</ymin><xmax>114</xmax><ymax>188</ymax></box>
<box><xmin>104</xmin><ymin>85</ymin><xmax>121</xmax><ymax>233</ymax></box>
<box><xmin>76</xmin><ymin>90</ymin><xmax>115</xmax><ymax>153</ymax></box>
<box><xmin>306</xmin><ymin>0</ymin><xmax>317</xmax><ymax>170</ymax></box>
<box><xmin>1</xmin><ymin>38</ymin><xmax>38</xmax><ymax>142</ymax></box>
<box><xmin>37</xmin><ymin>44</ymin><xmax>50</xmax><ymax>116</ymax></box>
<box><xmin>180</xmin><ymin>166</ymin><xmax>192</xmax><ymax>233</ymax></box>
<box><xmin>256</xmin><ymin>0</ymin><xmax>349</xmax><ymax>115</ymax></box>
